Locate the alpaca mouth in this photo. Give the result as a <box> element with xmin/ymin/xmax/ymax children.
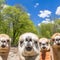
<box><xmin>25</xmin><ymin>47</ymin><xmax>32</xmax><ymax>51</ymax></box>
<box><xmin>42</xmin><ymin>47</ymin><xmax>46</xmax><ymax>49</ymax></box>
<box><xmin>41</xmin><ymin>47</ymin><xmax>47</xmax><ymax>51</ymax></box>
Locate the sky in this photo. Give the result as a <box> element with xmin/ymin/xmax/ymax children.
<box><xmin>6</xmin><ymin>0</ymin><xmax>60</xmax><ymax>26</ymax></box>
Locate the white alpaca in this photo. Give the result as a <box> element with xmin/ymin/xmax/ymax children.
<box><xmin>18</xmin><ymin>32</ymin><xmax>40</xmax><ymax>60</ymax></box>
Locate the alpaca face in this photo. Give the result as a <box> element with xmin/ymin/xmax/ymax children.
<box><xmin>39</xmin><ymin>38</ymin><xmax>50</xmax><ymax>51</ymax></box>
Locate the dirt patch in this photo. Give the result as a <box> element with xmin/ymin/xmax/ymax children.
<box><xmin>7</xmin><ymin>47</ymin><xmax>19</xmax><ymax>60</ymax></box>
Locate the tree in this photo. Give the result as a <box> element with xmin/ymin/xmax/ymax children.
<box><xmin>54</xmin><ymin>19</ymin><xmax>60</xmax><ymax>32</ymax></box>
<box><xmin>0</xmin><ymin>0</ymin><xmax>7</xmax><ymax>34</ymax></box>
<box><xmin>38</xmin><ymin>23</ymin><xmax>54</xmax><ymax>38</ymax></box>
<box><xmin>2</xmin><ymin>6</ymin><xmax>38</xmax><ymax>46</ymax></box>
<box><xmin>0</xmin><ymin>0</ymin><xmax>5</xmax><ymax>5</ymax></box>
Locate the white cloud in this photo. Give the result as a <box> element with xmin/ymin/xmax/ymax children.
<box><xmin>38</xmin><ymin>18</ymin><xmax>54</xmax><ymax>26</ymax></box>
<box><xmin>27</xmin><ymin>13</ymin><xmax>31</xmax><ymax>16</ymax></box>
<box><xmin>38</xmin><ymin>10</ymin><xmax>51</xmax><ymax>18</ymax></box>
<box><xmin>45</xmin><ymin>18</ymin><xmax>50</xmax><ymax>21</ymax></box>
<box><xmin>56</xmin><ymin>6</ymin><xmax>60</xmax><ymax>15</ymax></box>
<box><xmin>34</xmin><ymin>3</ymin><xmax>39</xmax><ymax>8</ymax></box>
<box><xmin>42</xmin><ymin>19</ymin><xmax>50</xmax><ymax>24</ymax></box>
<box><xmin>42</xmin><ymin>18</ymin><xmax>54</xmax><ymax>24</ymax></box>
<box><xmin>38</xmin><ymin>23</ymin><xmax>41</xmax><ymax>26</ymax></box>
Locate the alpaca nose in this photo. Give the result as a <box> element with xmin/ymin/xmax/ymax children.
<box><xmin>42</xmin><ymin>44</ymin><xmax>45</xmax><ymax>45</ymax></box>
<box><xmin>1</xmin><ymin>44</ymin><xmax>6</xmax><ymax>48</ymax></box>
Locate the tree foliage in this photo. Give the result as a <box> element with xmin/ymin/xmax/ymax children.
<box><xmin>0</xmin><ymin>5</ymin><xmax>38</xmax><ymax>46</ymax></box>
<box><xmin>0</xmin><ymin>0</ymin><xmax>5</xmax><ymax>6</ymax></box>
<box><xmin>38</xmin><ymin>19</ymin><xmax>60</xmax><ymax>38</ymax></box>
<box><xmin>38</xmin><ymin>23</ymin><xmax>54</xmax><ymax>38</ymax></box>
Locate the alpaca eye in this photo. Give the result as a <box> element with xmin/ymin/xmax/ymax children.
<box><xmin>52</xmin><ymin>39</ymin><xmax>55</xmax><ymax>41</ymax></box>
<box><xmin>29</xmin><ymin>39</ymin><xmax>32</xmax><ymax>41</ymax></box>
<box><xmin>20</xmin><ymin>41</ymin><xmax>23</xmax><ymax>44</ymax></box>
<box><xmin>39</xmin><ymin>42</ymin><xmax>41</xmax><ymax>45</ymax></box>
<box><xmin>56</xmin><ymin>38</ymin><xmax>60</xmax><ymax>41</ymax></box>
<box><xmin>7</xmin><ymin>39</ymin><xmax>10</xmax><ymax>42</ymax></box>
<box><xmin>56</xmin><ymin>39</ymin><xmax>58</xmax><ymax>41</ymax></box>
<box><xmin>46</xmin><ymin>42</ymin><xmax>48</xmax><ymax>45</ymax></box>
<box><xmin>34</xmin><ymin>41</ymin><xmax>37</xmax><ymax>44</ymax></box>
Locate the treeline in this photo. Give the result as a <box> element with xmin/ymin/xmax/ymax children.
<box><xmin>0</xmin><ymin>0</ymin><xmax>60</xmax><ymax>46</ymax></box>
<box><xmin>38</xmin><ymin>19</ymin><xmax>60</xmax><ymax>38</ymax></box>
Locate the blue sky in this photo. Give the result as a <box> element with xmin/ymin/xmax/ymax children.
<box><xmin>6</xmin><ymin>0</ymin><xmax>60</xmax><ymax>25</ymax></box>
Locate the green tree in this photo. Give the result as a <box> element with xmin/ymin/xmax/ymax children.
<box><xmin>0</xmin><ymin>0</ymin><xmax>5</xmax><ymax>5</ymax></box>
<box><xmin>0</xmin><ymin>0</ymin><xmax>6</xmax><ymax>34</ymax></box>
<box><xmin>38</xmin><ymin>23</ymin><xmax>54</xmax><ymax>38</ymax></box>
<box><xmin>2</xmin><ymin>6</ymin><xmax>38</xmax><ymax>46</ymax></box>
<box><xmin>54</xmin><ymin>19</ymin><xmax>60</xmax><ymax>32</ymax></box>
